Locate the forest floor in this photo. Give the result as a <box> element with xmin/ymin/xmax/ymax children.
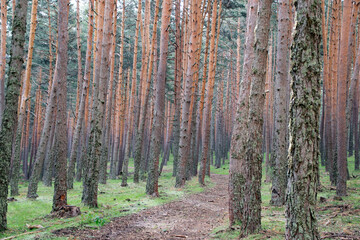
<box><xmin>54</xmin><ymin>174</ymin><xmax>228</xmax><ymax>240</ymax></box>
<box><xmin>1</xmin><ymin>156</ymin><xmax>360</xmax><ymax>239</ymax></box>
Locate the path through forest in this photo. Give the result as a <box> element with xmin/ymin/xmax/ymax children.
<box><xmin>56</xmin><ymin>174</ymin><xmax>228</xmax><ymax>239</ymax></box>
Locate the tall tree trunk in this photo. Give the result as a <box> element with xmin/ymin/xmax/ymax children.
<box><xmin>82</xmin><ymin>0</ymin><xmax>113</xmax><ymax>207</ymax></box>
<box><xmin>229</xmin><ymin>0</ymin><xmax>272</xmax><ymax>235</ymax></box>
<box><xmin>0</xmin><ymin>0</ymin><xmax>28</xmax><ymax>230</ymax></box>
<box><xmin>270</xmin><ymin>0</ymin><xmax>291</xmax><ymax>206</ymax></box>
<box><xmin>228</xmin><ymin>0</ymin><xmax>258</xmax><ymax>225</ymax></box>
<box><xmin>99</xmin><ymin>0</ymin><xmax>118</xmax><ymax>184</ymax></box>
<box><xmin>336</xmin><ymin>0</ymin><xmax>351</xmax><ymax>197</ymax></box>
<box><xmin>52</xmin><ymin>0</ymin><xmax>70</xmax><ymax>211</ymax></box>
<box><xmin>330</xmin><ymin>0</ymin><xmax>341</xmax><ymax>186</ymax></box>
<box><xmin>176</xmin><ymin>0</ymin><xmax>202</xmax><ymax>187</ymax></box>
<box><xmin>146</xmin><ymin>0</ymin><xmax>171</xmax><ymax>196</ymax></box>
<box><xmin>0</xmin><ymin>0</ymin><xmax>7</xmax><ymax>126</ymax></box>
<box><xmin>198</xmin><ymin>0</ymin><xmax>220</xmax><ymax>186</ymax></box>
<box><xmin>10</xmin><ymin>0</ymin><xmax>38</xmax><ymax>196</ymax></box>
<box><xmin>74</xmin><ymin>0</ymin><xmax>82</xmax><ymax>125</ymax></box>
<box><xmin>285</xmin><ymin>0</ymin><xmax>321</xmax><ymax>237</ymax></box>
<box><xmin>322</xmin><ymin>0</ymin><xmax>332</xmax><ymax>176</ymax></box>
<box><xmin>122</xmin><ymin>0</ymin><xmax>140</xmax><ymax>181</ymax></box>
<box><xmin>110</xmin><ymin>0</ymin><xmax>125</xmax><ymax>179</ymax></box>
<box><xmin>172</xmin><ymin>0</ymin><xmax>182</xmax><ymax>177</ymax></box>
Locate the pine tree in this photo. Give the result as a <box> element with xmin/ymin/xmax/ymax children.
<box><xmin>146</xmin><ymin>0</ymin><xmax>172</xmax><ymax>196</ymax></box>
<box><xmin>285</xmin><ymin>0</ymin><xmax>322</xmax><ymax>236</ymax></box>
<box><xmin>0</xmin><ymin>0</ymin><xmax>28</xmax><ymax>230</ymax></box>
<box><xmin>270</xmin><ymin>0</ymin><xmax>291</xmax><ymax>206</ymax></box>
<box><xmin>52</xmin><ymin>0</ymin><xmax>70</xmax><ymax>212</ymax></box>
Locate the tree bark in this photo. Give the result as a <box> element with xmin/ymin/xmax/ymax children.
<box><xmin>176</xmin><ymin>0</ymin><xmax>202</xmax><ymax>187</ymax></box>
<box><xmin>285</xmin><ymin>0</ymin><xmax>321</xmax><ymax>237</ymax></box>
<box><xmin>230</xmin><ymin>0</ymin><xmax>272</xmax><ymax>235</ymax></box>
<box><xmin>0</xmin><ymin>0</ymin><xmax>28</xmax><ymax>230</ymax></box>
<box><xmin>82</xmin><ymin>0</ymin><xmax>113</xmax><ymax>207</ymax></box>
<box><xmin>146</xmin><ymin>0</ymin><xmax>171</xmax><ymax>196</ymax></box>
<box><xmin>228</xmin><ymin>0</ymin><xmax>258</xmax><ymax>225</ymax></box>
<box><xmin>52</xmin><ymin>0</ymin><xmax>70</xmax><ymax>212</ymax></box>
<box><xmin>270</xmin><ymin>0</ymin><xmax>291</xmax><ymax>206</ymax></box>
<box><xmin>336</xmin><ymin>0</ymin><xmax>351</xmax><ymax>197</ymax></box>
<box><xmin>198</xmin><ymin>0</ymin><xmax>220</xmax><ymax>186</ymax></box>
<box><xmin>172</xmin><ymin>0</ymin><xmax>182</xmax><ymax>177</ymax></box>
<box><xmin>10</xmin><ymin>0</ymin><xmax>38</xmax><ymax>196</ymax></box>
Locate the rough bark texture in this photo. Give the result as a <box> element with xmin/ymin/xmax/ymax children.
<box><xmin>285</xmin><ymin>0</ymin><xmax>321</xmax><ymax>237</ymax></box>
<box><xmin>228</xmin><ymin>0</ymin><xmax>258</xmax><ymax>226</ymax></box>
<box><xmin>52</xmin><ymin>0</ymin><xmax>69</xmax><ymax>212</ymax></box>
<box><xmin>0</xmin><ymin>0</ymin><xmax>28</xmax><ymax>230</ymax></box>
<box><xmin>10</xmin><ymin>0</ymin><xmax>38</xmax><ymax>196</ymax></box>
<box><xmin>82</xmin><ymin>0</ymin><xmax>112</xmax><ymax>207</ymax></box>
<box><xmin>228</xmin><ymin>0</ymin><xmax>272</xmax><ymax>235</ymax></box>
<box><xmin>270</xmin><ymin>0</ymin><xmax>291</xmax><ymax>206</ymax></box>
<box><xmin>146</xmin><ymin>0</ymin><xmax>171</xmax><ymax>196</ymax></box>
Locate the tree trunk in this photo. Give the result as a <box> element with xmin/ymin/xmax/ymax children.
<box><xmin>10</xmin><ymin>0</ymin><xmax>38</xmax><ymax>196</ymax></box>
<box><xmin>0</xmin><ymin>0</ymin><xmax>7</xmax><ymax>127</ymax></box>
<box><xmin>336</xmin><ymin>0</ymin><xmax>351</xmax><ymax>197</ymax></box>
<box><xmin>52</xmin><ymin>0</ymin><xmax>70</xmax><ymax>212</ymax></box>
<box><xmin>228</xmin><ymin>0</ymin><xmax>258</xmax><ymax>225</ymax></box>
<box><xmin>285</xmin><ymin>0</ymin><xmax>321</xmax><ymax>237</ymax></box>
<box><xmin>82</xmin><ymin>0</ymin><xmax>113</xmax><ymax>207</ymax></box>
<box><xmin>176</xmin><ymin>0</ymin><xmax>202</xmax><ymax>187</ymax></box>
<box><xmin>198</xmin><ymin>0</ymin><xmax>220</xmax><ymax>186</ymax></box>
<box><xmin>146</xmin><ymin>0</ymin><xmax>171</xmax><ymax>196</ymax></box>
<box><xmin>270</xmin><ymin>0</ymin><xmax>291</xmax><ymax>206</ymax></box>
<box><xmin>0</xmin><ymin>0</ymin><xmax>28</xmax><ymax>230</ymax></box>
<box><xmin>110</xmin><ymin>1</ymin><xmax>125</xmax><ymax>179</ymax></box>
<box><xmin>172</xmin><ymin>0</ymin><xmax>182</xmax><ymax>177</ymax></box>
<box><xmin>330</xmin><ymin>0</ymin><xmax>341</xmax><ymax>186</ymax></box>
<box><xmin>230</xmin><ymin>0</ymin><xmax>272</xmax><ymax>235</ymax></box>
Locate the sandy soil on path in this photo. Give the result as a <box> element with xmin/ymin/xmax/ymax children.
<box><xmin>55</xmin><ymin>174</ymin><xmax>229</xmax><ymax>239</ymax></box>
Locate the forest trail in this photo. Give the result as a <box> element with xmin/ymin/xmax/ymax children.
<box><xmin>57</xmin><ymin>174</ymin><xmax>228</xmax><ymax>239</ymax></box>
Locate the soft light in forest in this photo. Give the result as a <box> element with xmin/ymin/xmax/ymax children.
<box><xmin>0</xmin><ymin>0</ymin><xmax>358</xmax><ymax>239</ymax></box>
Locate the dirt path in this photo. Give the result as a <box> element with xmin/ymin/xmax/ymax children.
<box><xmin>56</xmin><ymin>174</ymin><xmax>228</xmax><ymax>239</ymax></box>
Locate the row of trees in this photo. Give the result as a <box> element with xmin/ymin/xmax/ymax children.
<box><xmin>229</xmin><ymin>0</ymin><xmax>360</xmax><ymax>237</ymax></box>
<box><xmin>0</xmin><ymin>0</ymin><xmax>242</xmax><ymax>231</ymax></box>
<box><xmin>0</xmin><ymin>0</ymin><xmax>355</xmax><ymax>238</ymax></box>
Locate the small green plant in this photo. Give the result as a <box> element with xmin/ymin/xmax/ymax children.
<box><xmin>93</xmin><ymin>216</ymin><xmax>106</xmax><ymax>228</ymax></box>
